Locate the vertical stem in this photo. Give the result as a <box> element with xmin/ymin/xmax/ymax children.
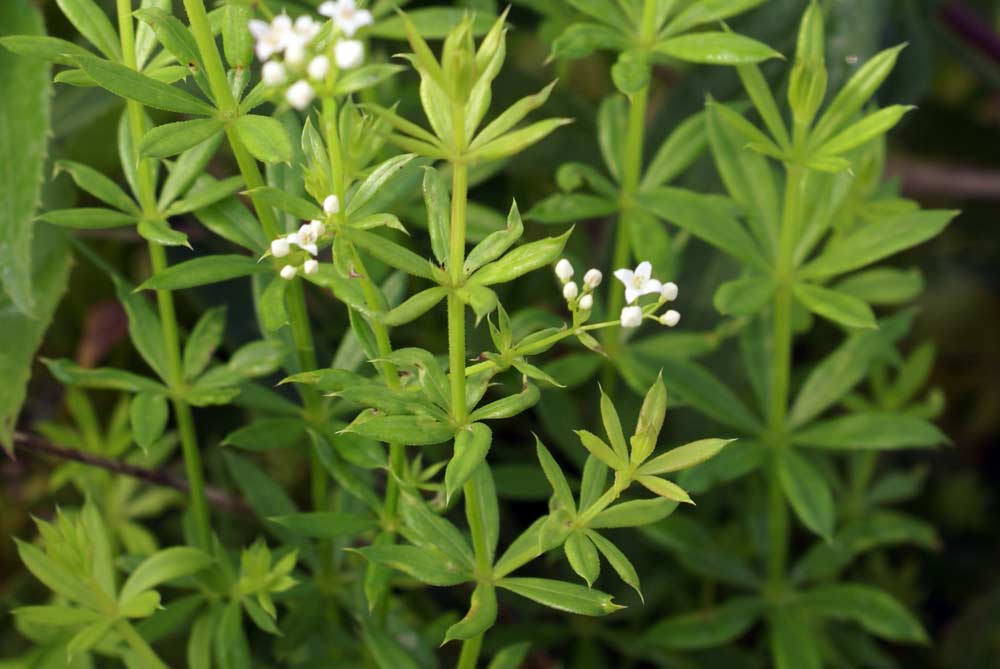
<box><xmin>456</xmin><ymin>633</ymin><xmax>483</xmax><ymax>669</ymax></box>
<box><xmin>766</xmin><ymin>164</ymin><xmax>805</xmax><ymax>591</ymax></box>
<box><xmin>600</xmin><ymin>0</ymin><xmax>658</xmax><ymax>392</ymax></box>
<box><xmin>322</xmin><ymin>97</ymin><xmax>407</xmax><ymax>616</ymax></box>
<box><xmin>181</xmin><ymin>0</ymin><xmax>325</xmax><ymax>513</ymax></box>
<box><xmin>117</xmin><ymin>0</ymin><xmax>210</xmax><ymax>549</ymax></box>
<box><xmin>446</xmin><ymin>96</ymin><xmax>487</xmax><ymax>668</ymax></box>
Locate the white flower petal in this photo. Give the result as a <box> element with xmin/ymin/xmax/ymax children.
<box><xmin>613</xmin><ymin>268</ymin><xmax>633</xmax><ymax>286</ymax></box>
<box><xmin>635</xmin><ymin>261</ymin><xmax>653</xmax><ymax>281</ymax></box>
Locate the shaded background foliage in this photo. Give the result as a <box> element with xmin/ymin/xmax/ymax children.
<box><xmin>1</xmin><ymin>0</ymin><xmax>999</xmax><ymax>666</ymax></box>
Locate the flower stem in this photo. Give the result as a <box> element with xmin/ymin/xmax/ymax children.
<box><xmin>180</xmin><ymin>0</ymin><xmax>325</xmax><ymax>513</ymax></box>
<box><xmin>766</xmin><ymin>164</ymin><xmax>805</xmax><ymax>591</ymax></box>
<box><xmin>117</xmin><ymin>0</ymin><xmax>211</xmax><ymax>549</ymax></box>
<box><xmin>456</xmin><ymin>632</ymin><xmax>483</xmax><ymax>669</ymax></box>
<box><xmin>600</xmin><ymin>0</ymin><xmax>658</xmax><ymax>393</ymax></box>
<box><xmin>322</xmin><ymin>97</ymin><xmax>406</xmax><ymax>617</ymax></box>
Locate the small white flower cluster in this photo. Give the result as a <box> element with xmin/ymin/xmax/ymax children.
<box><xmin>271</xmin><ymin>195</ymin><xmax>340</xmax><ymax>280</ymax></box>
<box><xmin>249</xmin><ymin>1</ymin><xmax>372</xmax><ymax>111</ymax></box>
<box><xmin>555</xmin><ymin>259</ymin><xmax>602</xmax><ymax>314</ymax></box>
<box><xmin>613</xmin><ymin>261</ymin><xmax>680</xmax><ymax>329</ymax></box>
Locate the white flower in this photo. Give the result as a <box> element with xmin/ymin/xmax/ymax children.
<box><xmin>323</xmin><ymin>195</ymin><xmax>341</xmax><ymax>214</ymax></box>
<box><xmin>319</xmin><ymin>0</ymin><xmax>374</xmax><ymax>37</ymax></box>
<box><xmin>579</xmin><ymin>294</ymin><xmax>593</xmax><ymax>311</ymax></box>
<box><xmin>280</xmin><ymin>264</ymin><xmax>297</xmax><ymax>280</ymax></box>
<box><xmin>309</xmin><ymin>219</ymin><xmax>326</xmax><ymax>238</ymax></box>
<box><xmin>293</xmin><ymin>223</ymin><xmax>320</xmax><ymax>256</ymax></box>
<box><xmin>659</xmin><ymin>310</ymin><xmax>681</xmax><ymax>327</ymax></box>
<box><xmin>660</xmin><ymin>281</ymin><xmax>678</xmax><ymax>302</ymax></box>
<box><xmin>285</xmin><ymin>80</ymin><xmax>315</xmax><ymax>110</ymax></box>
<box><xmin>285</xmin><ymin>40</ymin><xmax>307</xmax><ymax>66</ymax></box>
<box><xmin>294</xmin><ymin>15</ymin><xmax>321</xmax><ymax>41</ymax></box>
<box><xmin>555</xmin><ymin>258</ymin><xmax>574</xmax><ymax>283</ymax></box>
<box><xmin>334</xmin><ymin>39</ymin><xmax>364</xmax><ymax>69</ymax></box>
<box><xmin>304</xmin><ymin>259</ymin><xmax>319</xmax><ymax>275</ymax></box>
<box><xmin>583</xmin><ymin>268</ymin><xmax>602</xmax><ymax>289</ymax></box>
<box><xmin>563</xmin><ymin>282</ymin><xmax>579</xmax><ymax>301</ymax></box>
<box><xmin>261</xmin><ymin>60</ymin><xmax>287</xmax><ymax>86</ymax></box>
<box><xmin>620</xmin><ymin>306</ymin><xmax>643</xmax><ymax>328</ymax></box>
<box><xmin>614</xmin><ymin>261</ymin><xmax>662</xmax><ymax>305</ymax></box>
<box><xmin>308</xmin><ymin>55</ymin><xmax>330</xmax><ymax>80</ymax></box>
<box><xmin>249</xmin><ymin>14</ymin><xmax>292</xmax><ymax>62</ymax></box>
<box><xmin>270</xmin><ymin>237</ymin><xmax>290</xmax><ymax>258</ymax></box>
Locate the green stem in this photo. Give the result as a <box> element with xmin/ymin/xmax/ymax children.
<box><xmin>600</xmin><ymin>0</ymin><xmax>658</xmax><ymax>392</ymax></box>
<box><xmin>116</xmin><ymin>620</ymin><xmax>168</xmax><ymax>669</ymax></box>
<box><xmin>446</xmin><ymin>96</ymin><xmax>488</xmax><ymax>668</ymax></box>
<box><xmin>456</xmin><ymin>633</ymin><xmax>483</xmax><ymax>669</ymax></box>
<box><xmin>181</xmin><ymin>0</ymin><xmax>325</xmax><ymax>513</ymax></box>
<box><xmin>117</xmin><ymin>0</ymin><xmax>210</xmax><ymax>549</ymax></box>
<box><xmin>766</xmin><ymin>164</ymin><xmax>805</xmax><ymax>591</ymax></box>
<box><xmin>321</xmin><ymin>96</ymin><xmax>406</xmax><ymax>616</ymax></box>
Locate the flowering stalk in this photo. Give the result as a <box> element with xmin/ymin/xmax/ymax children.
<box><xmin>600</xmin><ymin>0</ymin><xmax>659</xmax><ymax>392</ymax></box>
<box><xmin>180</xmin><ymin>0</ymin><xmax>327</xmax><ymax>512</ymax></box>
<box><xmin>116</xmin><ymin>0</ymin><xmax>210</xmax><ymax>550</ymax></box>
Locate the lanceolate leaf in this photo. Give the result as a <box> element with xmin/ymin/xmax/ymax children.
<box><xmin>138</xmin><ymin>255</ymin><xmax>267</xmax><ymax>290</ymax></box>
<box><xmin>76</xmin><ymin>55</ymin><xmax>214</xmax><ymax>115</ymax></box>
<box><xmin>654</xmin><ymin>32</ymin><xmax>781</xmax><ymax>65</ymax></box>
<box><xmin>792</xmin><ymin>412</ymin><xmax>947</xmax><ymax>450</ymax></box>
<box><xmin>497</xmin><ymin>578</ymin><xmax>622</xmax><ymax>616</ymax></box>
<box><xmin>778</xmin><ymin>449</ymin><xmax>834</xmax><ymax>541</ymax></box>
<box><xmin>645</xmin><ymin>597</ymin><xmax>764</xmax><ymax>650</ymax></box>
<box><xmin>800</xmin><ymin>583</ymin><xmax>928</xmax><ymax>643</ymax></box>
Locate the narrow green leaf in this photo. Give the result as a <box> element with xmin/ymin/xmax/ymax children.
<box><xmin>139</xmin><ymin>118</ymin><xmax>223</xmax><ymax>158</ymax></box>
<box><xmin>138</xmin><ymin>255</ymin><xmax>266</xmax><ymax>291</ymax></box>
<box><xmin>223</xmin><ymin>417</ymin><xmax>306</xmax><ymax>451</ymax></box>
<box><xmin>770</xmin><ymin>609</ymin><xmax>823</xmax><ymax>669</ymax></box>
<box><xmin>422</xmin><ymin>166</ymin><xmax>449</xmax><ymax>265</ymax></box>
<box><xmin>590</xmin><ymin>498</ymin><xmax>677</xmax><ymax>529</ymax></box>
<box><xmin>655</xmin><ymin>32</ymin><xmax>781</xmax><ymax>65</ymax></box>
<box><xmin>445</xmin><ymin>423</ymin><xmax>493</xmax><ymax>503</ymax></box>
<box><xmin>348</xmin><ymin>154</ymin><xmax>416</xmax><ymax>215</ymax></box>
<box><xmin>76</xmin><ymin>54</ymin><xmax>214</xmax><ymax>115</ymax></box>
<box><xmin>466</xmin><ymin>118</ymin><xmax>573</xmax><ymax>162</ymax></box>
<box><xmin>465</xmin><ymin>201</ymin><xmax>524</xmax><ymax>275</ymax></box>
<box><xmin>662</xmin><ymin>0</ymin><xmax>767</xmax><ymax>36</ymax></box>
<box><xmin>800</xmin><ymin>209</ymin><xmax>956</xmax><ymax>280</ymax></box>
<box><xmin>444</xmin><ymin>583</ymin><xmax>498</xmax><ymax>642</ymax></box>
<box><xmin>536</xmin><ymin>437</ymin><xmax>576</xmax><ymax>513</ymax></box>
<box><xmin>54</xmin><ymin>160</ymin><xmax>139</xmax><ymax>215</ymax></box>
<box><xmin>640</xmin><ymin>438</ymin><xmax>734</xmax><ymax>475</ymax></box>
<box><xmin>778</xmin><ymin>449</ymin><xmax>834</xmax><ymax>541</ymax></box>
<box><xmin>234</xmin><ymin>114</ymin><xmax>293</xmax><ymax>164</ymax></box>
<box><xmin>380</xmin><ymin>287</ymin><xmax>447</xmax><ymax>326</ymax></box>
<box><xmin>641</xmin><ymin>111</ymin><xmax>707</xmax><ymax>190</ymax></box>
<box><xmin>817</xmin><ymin>105</ymin><xmax>913</xmax><ymax>157</ymax></box>
<box><xmin>792</xmin><ymin>412</ymin><xmax>947</xmax><ymax>450</ymax></box>
<box><xmin>37</xmin><ymin>207</ymin><xmax>137</xmax><ymax>229</ymax></box>
<box><xmin>119</xmin><ymin>547</ymin><xmax>214</xmax><ymax>607</ymax></box>
<box><xmin>586</xmin><ymin>530</ymin><xmax>641</xmax><ymax>597</ymax></box>
<box><xmin>645</xmin><ymin>597</ymin><xmax>763</xmax><ymax>649</ymax></box>
<box><xmin>793</xmin><ymin>282</ymin><xmax>877</xmax><ymax>329</ymax></box>
<box><xmin>714</xmin><ymin>276</ymin><xmax>775</xmax><ymax>316</ymax></box>
<box><xmin>55</xmin><ymin>0</ymin><xmax>120</xmax><ymax>60</ymax></box>
<box><xmin>497</xmin><ymin>577</ymin><xmax>623</xmax><ymax>616</ymax></box>
<box><xmin>800</xmin><ymin>583</ymin><xmax>928</xmax><ymax>643</ymax></box>
<box><xmin>344</xmin><ymin>227</ymin><xmax>434</xmax><ymax>280</ymax></box>
<box><xmin>564</xmin><ymin>531</ymin><xmax>600</xmax><ymax>587</ymax></box>
<box><xmin>182</xmin><ymin>306</ymin><xmax>226</xmax><ymax>380</ymax></box>
<box><xmin>343</xmin><ymin>411</ymin><xmax>454</xmax><ymax>446</ymax></box>
<box><xmin>471</xmin><ymin>228</ymin><xmax>572</xmax><ymax>286</ymax></box>
<box><xmin>130</xmin><ymin>392</ymin><xmax>168</xmax><ymax>452</ymax></box>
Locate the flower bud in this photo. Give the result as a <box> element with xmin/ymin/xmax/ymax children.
<box><xmin>659</xmin><ymin>310</ymin><xmax>681</xmax><ymax>327</ymax></box>
<box><xmin>555</xmin><ymin>258</ymin><xmax>574</xmax><ymax>283</ymax></box>
<box><xmin>303</xmin><ymin>259</ymin><xmax>319</xmax><ymax>275</ymax></box>
<box><xmin>563</xmin><ymin>281</ymin><xmax>579</xmax><ymax>301</ymax></box>
<box><xmin>323</xmin><ymin>195</ymin><xmax>340</xmax><ymax>214</ymax></box>
<box><xmin>334</xmin><ymin>40</ymin><xmax>364</xmax><ymax>69</ymax></box>
<box><xmin>579</xmin><ymin>294</ymin><xmax>593</xmax><ymax>311</ymax></box>
<box><xmin>285</xmin><ymin>80</ymin><xmax>315</xmax><ymax>110</ymax></box>
<box><xmin>620</xmin><ymin>306</ymin><xmax>643</xmax><ymax>328</ymax></box>
<box><xmin>307</xmin><ymin>55</ymin><xmax>330</xmax><ymax>80</ymax></box>
<box><xmin>309</xmin><ymin>219</ymin><xmax>326</xmax><ymax>237</ymax></box>
<box><xmin>271</xmin><ymin>237</ymin><xmax>290</xmax><ymax>258</ymax></box>
<box><xmin>285</xmin><ymin>40</ymin><xmax>307</xmax><ymax>66</ymax></box>
<box><xmin>262</xmin><ymin>60</ymin><xmax>287</xmax><ymax>86</ymax></box>
<box><xmin>660</xmin><ymin>281</ymin><xmax>678</xmax><ymax>302</ymax></box>
<box><xmin>280</xmin><ymin>265</ymin><xmax>297</xmax><ymax>280</ymax></box>
<box><xmin>584</xmin><ymin>269</ymin><xmax>603</xmax><ymax>289</ymax></box>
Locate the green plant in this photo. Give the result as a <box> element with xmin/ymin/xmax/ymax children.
<box><xmin>0</xmin><ymin>0</ymin><xmax>959</xmax><ymax>667</ymax></box>
<box><xmin>537</xmin><ymin>1</ymin><xmax>955</xmax><ymax>666</ymax></box>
